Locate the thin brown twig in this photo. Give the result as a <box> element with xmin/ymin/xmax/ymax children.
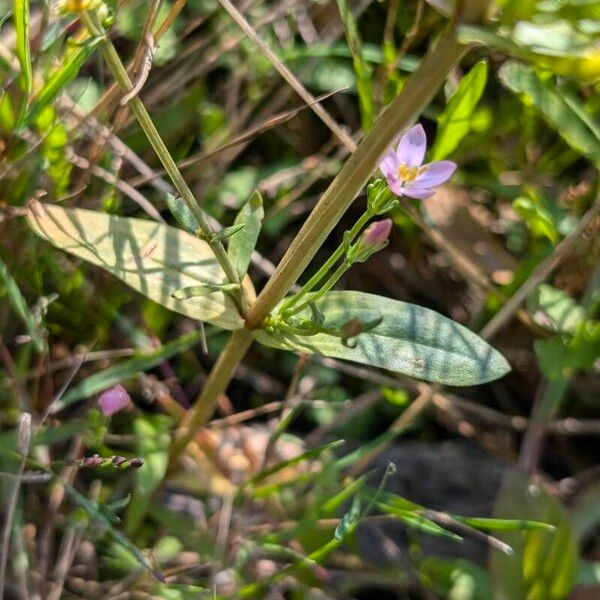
<box><xmin>216</xmin><ymin>0</ymin><xmax>357</xmax><ymax>152</ymax></box>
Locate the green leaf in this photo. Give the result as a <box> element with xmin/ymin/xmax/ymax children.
<box><xmin>27</xmin><ymin>201</ymin><xmax>252</xmax><ymax>331</ymax></box>
<box><xmin>527</xmin><ymin>284</ymin><xmax>585</xmax><ymax>333</ymax></box>
<box><xmin>14</xmin><ymin>0</ymin><xmax>32</xmax><ymax>118</ymax></box>
<box><xmin>458</xmin><ymin>24</ymin><xmax>600</xmax><ymax>83</ymax></box>
<box><xmin>535</xmin><ymin>320</ymin><xmax>600</xmax><ymax>379</ymax></box>
<box><xmin>499</xmin><ymin>61</ymin><xmax>600</xmax><ymax>162</ymax></box>
<box><xmin>0</xmin><ymin>254</ymin><xmax>43</xmax><ymax>352</ymax></box>
<box><xmin>227</xmin><ymin>190</ymin><xmax>264</xmax><ymax>278</ymax></box>
<box><xmin>513</xmin><ymin>197</ymin><xmax>559</xmax><ymax>243</ymax></box>
<box><xmin>489</xmin><ymin>469</ymin><xmax>577</xmax><ymax>600</ymax></box>
<box><xmin>256</xmin><ymin>291</ymin><xmax>510</xmax><ymax>386</ymax></box>
<box><xmin>376</xmin><ymin>502</ymin><xmax>463</xmax><ymax>541</ymax></box>
<box><xmin>334</xmin><ymin>495</ymin><xmax>362</xmax><ymax>541</ymax></box>
<box><xmin>26</xmin><ymin>37</ymin><xmax>102</xmax><ymax>125</ymax></box>
<box><xmin>213</xmin><ymin>223</ymin><xmax>245</xmax><ymax>243</ymax></box>
<box><xmin>54</xmin><ymin>331</ymin><xmax>202</xmax><ymax>412</ymax></box>
<box><xmin>455</xmin><ymin>516</ymin><xmax>555</xmax><ymax>533</ymax></box>
<box><xmin>336</xmin><ymin>0</ymin><xmax>374</xmax><ymax>129</ymax></box>
<box><xmin>431</xmin><ymin>61</ymin><xmax>488</xmax><ymax>160</ymax></box>
<box><xmin>125</xmin><ymin>415</ymin><xmax>171</xmax><ymax>536</ymax></box>
<box><xmin>166</xmin><ymin>193</ymin><xmax>198</xmax><ymax>234</ymax></box>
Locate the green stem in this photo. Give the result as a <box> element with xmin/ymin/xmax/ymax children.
<box><xmin>292</xmin><ymin>261</ymin><xmax>350</xmax><ymax>316</ymax></box>
<box><xmin>81</xmin><ymin>11</ymin><xmax>243</xmax><ymax>306</ymax></box>
<box><xmin>246</xmin><ymin>29</ymin><xmax>467</xmax><ymax>329</ymax></box>
<box><xmin>281</xmin><ymin>210</ymin><xmax>372</xmax><ymax>314</ymax></box>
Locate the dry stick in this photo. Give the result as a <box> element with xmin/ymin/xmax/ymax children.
<box><xmin>168</xmin><ymin>29</ymin><xmax>469</xmax><ymax>468</ymax></box>
<box><xmin>216</xmin><ymin>0</ymin><xmax>357</xmax><ymax>153</ymax></box>
<box><xmin>480</xmin><ymin>195</ymin><xmax>600</xmax><ymax>340</ymax></box>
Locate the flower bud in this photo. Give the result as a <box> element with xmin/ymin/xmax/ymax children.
<box><xmin>362</xmin><ymin>219</ymin><xmax>392</xmax><ymax>249</ymax></box>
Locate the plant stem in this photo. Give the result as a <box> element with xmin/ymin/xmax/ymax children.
<box><xmin>81</xmin><ymin>12</ymin><xmax>242</xmax><ymax>297</ymax></box>
<box><xmin>168</xmin><ymin>28</ymin><xmax>469</xmax><ymax>467</ymax></box>
<box><xmin>281</xmin><ymin>210</ymin><xmax>372</xmax><ymax>314</ymax></box>
<box><xmin>291</xmin><ymin>261</ymin><xmax>350</xmax><ymax>316</ymax></box>
<box><xmin>168</xmin><ymin>328</ymin><xmax>253</xmax><ymax>464</ymax></box>
<box><xmin>245</xmin><ymin>29</ymin><xmax>467</xmax><ymax>329</ymax></box>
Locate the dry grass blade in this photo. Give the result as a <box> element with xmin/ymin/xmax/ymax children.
<box><xmin>216</xmin><ymin>0</ymin><xmax>357</xmax><ymax>152</ymax></box>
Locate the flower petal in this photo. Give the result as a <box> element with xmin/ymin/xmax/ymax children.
<box><xmin>414</xmin><ymin>160</ymin><xmax>456</xmax><ymax>188</ymax></box>
<box><xmin>379</xmin><ymin>150</ymin><xmax>398</xmax><ymax>179</ymax></box>
<box><xmin>404</xmin><ymin>186</ymin><xmax>434</xmax><ymax>200</ymax></box>
<box><xmin>387</xmin><ymin>178</ymin><xmax>405</xmax><ymax>197</ymax></box>
<box><xmin>98</xmin><ymin>385</ymin><xmax>131</xmax><ymax>416</ymax></box>
<box><xmin>396</xmin><ymin>124</ymin><xmax>427</xmax><ymax>168</ymax></box>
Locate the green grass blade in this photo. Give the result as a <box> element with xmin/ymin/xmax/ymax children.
<box><xmin>14</xmin><ymin>0</ymin><xmax>32</xmax><ymax>122</ymax></box>
<box><xmin>54</xmin><ymin>331</ymin><xmax>201</xmax><ymax>412</ymax></box>
<box><xmin>0</xmin><ymin>254</ymin><xmax>43</xmax><ymax>352</ymax></box>
<box><xmin>431</xmin><ymin>61</ymin><xmax>488</xmax><ymax>160</ymax></box>
<box><xmin>26</xmin><ymin>37</ymin><xmax>101</xmax><ymax>125</ymax></box>
<box><xmin>336</xmin><ymin>0</ymin><xmax>374</xmax><ymax>129</ymax></box>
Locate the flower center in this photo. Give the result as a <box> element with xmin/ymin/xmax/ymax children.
<box><xmin>397</xmin><ymin>163</ymin><xmax>426</xmax><ymax>184</ymax></box>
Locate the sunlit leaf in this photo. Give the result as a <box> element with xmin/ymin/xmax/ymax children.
<box><xmin>256</xmin><ymin>291</ymin><xmax>510</xmax><ymax>386</ymax></box>
<box><xmin>27</xmin><ymin>202</ymin><xmax>254</xmax><ymax>331</ymax></box>
<box><xmin>431</xmin><ymin>61</ymin><xmax>488</xmax><ymax>160</ymax></box>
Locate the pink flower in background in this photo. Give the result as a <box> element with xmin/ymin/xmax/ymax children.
<box><xmin>379</xmin><ymin>124</ymin><xmax>456</xmax><ymax>199</ymax></box>
<box><xmin>98</xmin><ymin>385</ymin><xmax>131</xmax><ymax>416</ymax></box>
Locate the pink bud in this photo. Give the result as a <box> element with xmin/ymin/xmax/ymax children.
<box><xmin>362</xmin><ymin>219</ymin><xmax>392</xmax><ymax>248</ymax></box>
<box><xmin>98</xmin><ymin>385</ymin><xmax>131</xmax><ymax>417</ymax></box>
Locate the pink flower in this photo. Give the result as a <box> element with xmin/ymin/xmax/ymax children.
<box><xmin>379</xmin><ymin>124</ymin><xmax>456</xmax><ymax>199</ymax></box>
<box><xmin>362</xmin><ymin>219</ymin><xmax>392</xmax><ymax>249</ymax></box>
<box><xmin>98</xmin><ymin>385</ymin><xmax>131</xmax><ymax>416</ymax></box>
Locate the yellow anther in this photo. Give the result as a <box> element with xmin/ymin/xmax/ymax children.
<box><xmin>397</xmin><ymin>163</ymin><xmax>420</xmax><ymax>183</ymax></box>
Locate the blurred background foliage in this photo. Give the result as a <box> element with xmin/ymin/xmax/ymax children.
<box><xmin>0</xmin><ymin>0</ymin><xmax>599</xmax><ymax>598</ymax></box>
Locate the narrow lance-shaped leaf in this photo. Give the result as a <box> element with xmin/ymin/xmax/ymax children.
<box><xmin>14</xmin><ymin>0</ymin><xmax>32</xmax><ymax>121</ymax></box>
<box><xmin>26</xmin><ymin>37</ymin><xmax>102</xmax><ymax>125</ymax></box>
<box><xmin>431</xmin><ymin>61</ymin><xmax>488</xmax><ymax>160</ymax></box>
<box><xmin>499</xmin><ymin>60</ymin><xmax>600</xmax><ymax>162</ymax></box>
<box><xmin>255</xmin><ymin>291</ymin><xmax>510</xmax><ymax>386</ymax></box>
<box><xmin>227</xmin><ymin>190</ymin><xmax>264</xmax><ymax>278</ymax></box>
<box><xmin>27</xmin><ymin>202</ymin><xmax>255</xmax><ymax>333</ymax></box>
